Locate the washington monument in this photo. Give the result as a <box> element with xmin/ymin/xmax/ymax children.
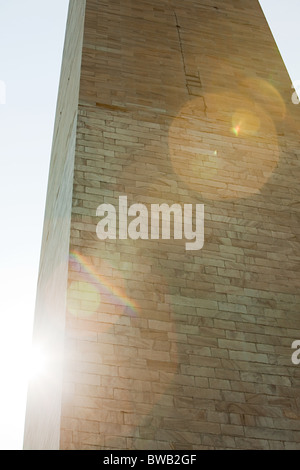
<box><xmin>24</xmin><ymin>0</ymin><xmax>300</xmax><ymax>450</ymax></box>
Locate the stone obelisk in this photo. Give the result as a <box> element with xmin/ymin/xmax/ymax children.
<box><xmin>24</xmin><ymin>0</ymin><xmax>300</xmax><ymax>450</ymax></box>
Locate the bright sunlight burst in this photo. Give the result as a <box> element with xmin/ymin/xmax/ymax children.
<box><xmin>26</xmin><ymin>345</ymin><xmax>47</xmax><ymax>381</ymax></box>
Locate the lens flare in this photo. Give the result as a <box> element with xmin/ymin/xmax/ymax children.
<box><xmin>27</xmin><ymin>345</ymin><xmax>47</xmax><ymax>380</ymax></box>
<box><xmin>242</xmin><ymin>77</ymin><xmax>286</xmax><ymax>121</ymax></box>
<box><xmin>232</xmin><ymin>125</ymin><xmax>240</xmax><ymax>137</ymax></box>
<box><xmin>68</xmin><ymin>251</ymin><xmax>139</xmax><ymax>318</ymax></box>
<box><xmin>168</xmin><ymin>92</ymin><xmax>279</xmax><ymax>200</ymax></box>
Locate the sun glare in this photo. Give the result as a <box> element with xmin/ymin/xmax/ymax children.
<box><xmin>27</xmin><ymin>345</ymin><xmax>47</xmax><ymax>381</ymax></box>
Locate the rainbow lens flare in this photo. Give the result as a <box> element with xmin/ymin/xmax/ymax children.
<box><xmin>68</xmin><ymin>251</ymin><xmax>139</xmax><ymax>318</ymax></box>
<box><xmin>232</xmin><ymin>125</ymin><xmax>240</xmax><ymax>137</ymax></box>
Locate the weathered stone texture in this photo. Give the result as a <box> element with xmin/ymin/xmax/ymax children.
<box><xmin>26</xmin><ymin>0</ymin><xmax>300</xmax><ymax>450</ymax></box>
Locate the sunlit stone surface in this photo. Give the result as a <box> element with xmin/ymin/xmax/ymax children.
<box><xmin>24</xmin><ymin>0</ymin><xmax>300</xmax><ymax>450</ymax></box>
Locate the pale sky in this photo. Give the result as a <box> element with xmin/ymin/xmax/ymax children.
<box><xmin>0</xmin><ymin>0</ymin><xmax>299</xmax><ymax>450</ymax></box>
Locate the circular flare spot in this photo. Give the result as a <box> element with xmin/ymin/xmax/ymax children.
<box><xmin>241</xmin><ymin>77</ymin><xmax>286</xmax><ymax>121</ymax></box>
<box><xmin>231</xmin><ymin>108</ymin><xmax>261</xmax><ymax>137</ymax></box>
<box><xmin>168</xmin><ymin>93</ymin><xmax>280</xmax><ymax>200</ymax></box>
